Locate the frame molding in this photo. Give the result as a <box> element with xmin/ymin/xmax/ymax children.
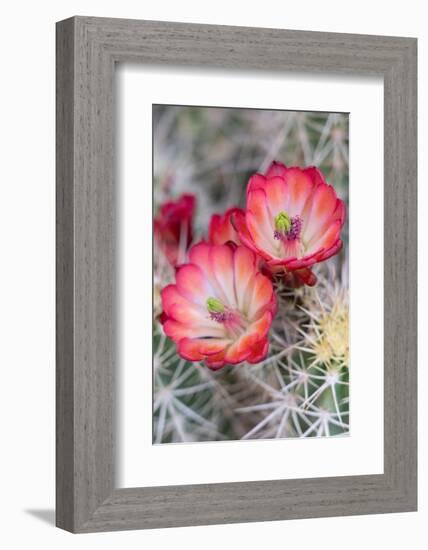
<box><xmin>56</xmin><ymin>16</ymin><xmax>417</xmax><ymax>532</ymax></box>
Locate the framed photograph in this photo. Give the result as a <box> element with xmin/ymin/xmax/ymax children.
<box><xmin>56</xmin><ymin>16</ymin><xmax>417</xmax><ymax>532</ymax></box>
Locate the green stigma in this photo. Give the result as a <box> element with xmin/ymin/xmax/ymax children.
<box><xmin>274</xmin><ymin>211</ymin><xmax>291</xmax><ymax>233</ymax></box>
<box><xmin>206</xmin><ymin>297</ymin><xmax>224</xmax><ymax>313</ymax></box>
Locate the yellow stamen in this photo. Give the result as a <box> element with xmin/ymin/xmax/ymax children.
<box><xmin>274</xmin><ymin>211</ymin><xmax>291</xmax><ymax>233</ymax></box>
<box><xmin>206</xmin><ymin>297</ymin><xmax>224</xmax><ymax>313</ymax></box>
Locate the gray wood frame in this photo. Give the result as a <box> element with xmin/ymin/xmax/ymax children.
<box><xmin>56</xmin><ymin>16</ymin><xmax>417</xmax><ymax>533</ymax></box>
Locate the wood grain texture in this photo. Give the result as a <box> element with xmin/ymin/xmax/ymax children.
<box><xmin>56</xmin><ymin>17</ymin><xmax>75</xmax><ymax>532</ymax></box>
<box><xmin>56</xmin><ymin>16</ymin><xmax>417</xmax><ymax>533</ymax></box>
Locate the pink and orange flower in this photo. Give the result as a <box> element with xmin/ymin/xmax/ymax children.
<box><xmin>233</xmin><ymin>162</ymin><xmax>345</xmax><ymax>281</ymax></box>
<box><xmin>161</xmin><ymin>242</ymin><xmax>277</xmax><ymax>370</ymax></box>
<box><xmin>154</xmin><ymin>194</ymin><xmax>195</xmax><ymax>266</ymax></box>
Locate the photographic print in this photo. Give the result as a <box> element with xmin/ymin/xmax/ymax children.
<box><xmin>153</xmin><ymin>105</ymin><xmax>349</xmax><ymax>444</ymax></box>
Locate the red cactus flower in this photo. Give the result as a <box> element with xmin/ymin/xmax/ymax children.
<box><xmin>154</xmin><ymin>194</ymin><xmax>196</xmax><ymax>266</ymax></box>
<box><xmin>233</xmin><ymin>162</ymin><xmax>345</xmax><ymax>279</ymax></box>
<box><xmin>160</xmin><ymin>242</ymin><xmax>277</xmax><ymax>370</ymax></box>
<box><xmin>208</xmin><ymin>207</ymin><xmax>243</xmax><ymax>246</ymax></box>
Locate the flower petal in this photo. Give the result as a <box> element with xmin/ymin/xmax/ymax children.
<box><xmin>246</xmin><ymin>337</ymin><xmax>269</xmax><ymax>364</ymax></box>
<box><xmin>281</xmin><ymin>254</ymin><xmax>319</xmax><ymax>270</ymax></box>
<box><xmin>175</xmin><ymin>264</ymin><xmax>214</xmax><ymax>306</ymax></box>
<box><xmin>233</xmin><ymin>210</ymin><xmax>271</xmax><ymax>260</ymax></box>
<box><xmin>167</xmin><ymin>302</ymin><xmax>221</xmax><ymax>331</ymax></box>
<box><xmin>205</xmin><ymin>350</ymin><xmax>227</xmax><ymax>370</ymax></box>
<box><xmin>246</xmin><ymin>173</ymin><xmax>267</xmax><ymax>196</ymax></box>
<box><xmin>209</xmin><ymin>244</ymin><xmax>237</xmax><ymax>309</ymax></box>
<box><xmin>208</xmin><ymin>214</ymin><xmax>222</xmax><ymax>243</ymax></box>
<box><xmin>161</xmin><ymin>284</ymin><xmax>200</xmax><ymax>316</ymax></box>
<box><xmin>234</xmin><ymin>246</ymin><xmax>256</xmax><ymax>313</ymax></box>
<box><xmin>247</xmin><ymin>212</ymin><xmax>279</xmax><ymax>258</ymax></box>
<box><xmin>178</xmin><ymin>338</ymin><xmax>231</xmax><ymax>361</ymax></box>
<box><xmin>209</xmin><ymin>207</ymin><xmax>243</xmax><ymax>246</ymax></box>
<box><xmin>265</xmin><ymin>161</ymin><xmax>288</xmax><ymax>178</ymax></box>
<box><xmin>247</xmin><ymin>188</ymin><xmax>275</xmax><ymax>237</ymax></box>
<box><xmin>247</xmin><ymin>189</ymin><xmax>279</xmax><ymax>257</ymax></box>
<box><xmin>224</xmin><ymin>312</ymin><xmax>272</xmax><ymax>364</ymax></box>
<box><xmin>333</xmin><ymin>198</ymin><xmax>346</xmax><ymax>225</ymax></box>
<box><xmin>308</xmin><ymin>219</ymin><xmax>342</xmax><ymax>254</ymax></box>
<box><xmin>284</xmin><ymin>167</ymin><xmax>316</xmax><ymax>216</ymax></box>
<box><xmin>154</xmin><ymin>194</ymin><xmax>196</xmax><ymax>266</ymax></box>
<box><xmin>317</xmin><ymin>239</ymin><xmax>343</xmax><ymax>262</ymax></box>
<box><xmin>164</xmin><ymin>319</ymin><xmax>225</xmax><ymax>341</ymax></box>
<box><xmin>303</xmin><ymin>183</ymin><xmax>338</xmax><ymax>243</ymax></box>
<box><xmin>187</xmin><ymin>242</ymin><xmax>228</xmax><ymax>303</ymax></box>
<box><xmin>247</xmin><ymin>310</ymin><xmax>273</xmax><ymax>340</ymax></box>
<box><xmin>304</xmin><ymin>166</ymin><xmax>326</xmax><ymax>187</ymax></box>
<box><xmin>224</xmin><ymin>339</ymin><xmax>252</xmax><ymax>364</ymax></box>
<box><xmin>263</xmin><ymin>176</ymin><xmax>290</xmax><ymax>217</ymax></box>
<box><xmin>247</xmin><ymin>273</ymin><xmax>274</xmax><ymax>320</ymax></box>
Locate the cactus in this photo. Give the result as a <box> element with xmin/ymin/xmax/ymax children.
<box><xmin>153</xmin><ymin>107</ymin><xmax>349</xmax><ymax>443</ymax></box>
